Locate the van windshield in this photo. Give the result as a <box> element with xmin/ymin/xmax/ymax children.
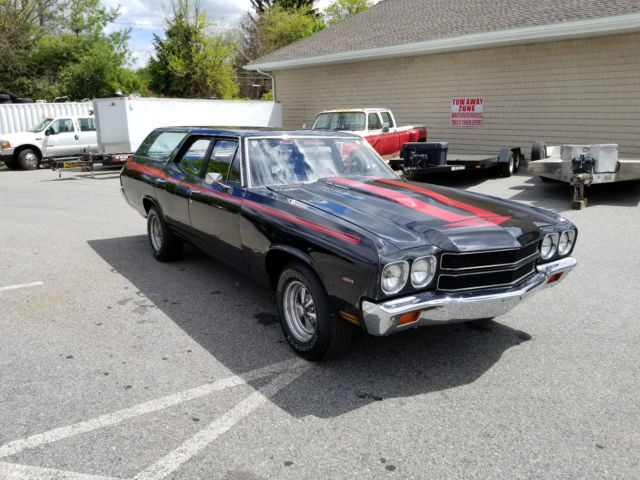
<box><xmin>31</xmin><ymin>118</ymin><xmax>53</xmax><ymax>132</ymax></box>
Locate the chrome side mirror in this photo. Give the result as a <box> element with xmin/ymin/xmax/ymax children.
<box><xmin>302</xmin><ymin>123</ymin><xmax>307</xmax><ymax>129</ymax></box>
<box><xmin>205</xmin><ymin>172</ymin><xmax>222</xmax><ymax>185</ymax></box>
<box><xmin>381</xmin><ymin>122</ymin><xmax>390</xmax><ymax>133</ymax></box>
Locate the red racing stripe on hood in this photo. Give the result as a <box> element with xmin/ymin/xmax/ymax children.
<box><xmin>329</xmin><ymin>177</ymin><xmax>506</xmax><ymax>226</ymax></box>
<box><xmin>374</xmin><ymin>178</ymin><xmax>511</xmax><ymax>225</ymax></box>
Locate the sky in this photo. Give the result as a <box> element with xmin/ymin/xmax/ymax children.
<box><xmin>102</xmin><ymin>0</ymin><xmax>336</xmax><ymax>69</ymax></box>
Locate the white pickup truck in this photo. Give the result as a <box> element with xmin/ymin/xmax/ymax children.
<box><xmin>0</xmin><ymin>115</ymin><xmax>97</xmax><ymax>170</ymax></box>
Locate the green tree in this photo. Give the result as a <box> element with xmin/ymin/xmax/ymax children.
<box><xmin>250</xmin><ymin>0</ymin><xmax>316</xmax><ymax>14</ymax></box>
<box><xmin>256</xmin><ymin>5</ymin><xmax>325</xmax><ymax>54</ymax></box>
<box><xmin>0</xmin><ymin>0</ymin><xmax>65</xmax><ymax>96</ymax></box>
<box><xmin>324</xmin><ymin>0</ymin><xmax>371</xmax><ymax>25</ymax></box>
<box><xmin>147</xmin><ymin>0</ymin><xmax>238</xmax><ymax>98</ymax></box>
<box><xmin>1</xmin><ymin>0</ymin><xmax>142</xmax><ymax>100</ymax></box>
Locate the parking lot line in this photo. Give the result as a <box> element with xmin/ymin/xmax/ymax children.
<box><xmin>0</xmin><ymin>281</ymin><xmax>43</xmax><ymax>292</ymax></box>
<box><xmin>0</xmin><ymin>461</ymin><xmax>123</xmax><ymax>480</ymax></box>
<box><xmin>132</xmin><ymin>361</ymin><xmax>310</xmax><ymax>480</ymax></box>
<box><xmin>0</xmin><ymin>359</ymin><xmax>298</xmax><ymax>459</ymax></box>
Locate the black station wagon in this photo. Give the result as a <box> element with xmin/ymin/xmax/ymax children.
<box><xmin>120</xmin><ymin>128</ymin><xmax>577</xmax><ymax>360</ymax></box>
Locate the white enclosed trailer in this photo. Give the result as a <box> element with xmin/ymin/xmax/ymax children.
<box><xmin>91</xmin><ymin>97</ymin><xmax>283</xmax><ymax>165</ymax></box>
<box><xmin>0</xmin><ymin>102</ymin><xmax>92</xmax><ymax>134</ymax></box>
<box><xmin>528</xmin><ymin>142</ymin><xmax>640</xmax><ymax>209</ymax></box>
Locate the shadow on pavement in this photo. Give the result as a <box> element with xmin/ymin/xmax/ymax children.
<box><xmin>407</xmin><ymin>168</ymin><xmax>498</xmax><ymax>189</ymax></box>
<box><xmin>89</xmin><ymin>235</ymin><xmax>532</xmax><ymax>418</ymax></box>
<box><xmin>507</xmin><ymin>175</ymin><xmax>640</xmax><ymax>210</ymax></box>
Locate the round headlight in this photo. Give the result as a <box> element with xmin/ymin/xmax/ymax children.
<box><xmin>381</xmin><ymin>261</ymin><xmax>409</xmax><ymax>295</ymax></box>
<box><xmin>540</xmin><ymin>233</ymin><xmax>559</xmax><ymax>259</ymax></box>
<box><xmin>411</xmin><ymin>255</ymin><xmax>437</xmax><ymax>288</ymax></box>
<box><xmin>557</xmin><ymin>230</ymin><xmax>575</xmax><ymax>256</ymax></box>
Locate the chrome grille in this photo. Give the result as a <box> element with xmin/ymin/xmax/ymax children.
<box><xmin>438</xmin><ymin>243</ymin><xmax>539</xmax><ymax>291</ymax></box>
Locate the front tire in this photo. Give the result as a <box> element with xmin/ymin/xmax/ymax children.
<box><xmin>17</xmin><ymin>148</ymin><xmax>39</xmax><ymax>170</ymax></box>
<box><xmin>276</xmin><ymin>262</ymin><xmax>353</xmax><ymax>361</ymax></box>
<box><xmin>147</xmin><ymin>206</ymin><xmax>182</xmax><ymax>261</ymax></box>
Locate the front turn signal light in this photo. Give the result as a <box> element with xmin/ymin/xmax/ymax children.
<box><xmin>397</xmin><ymin>310</ymin><xmax>422</xmax><ymax>326</ymax></box>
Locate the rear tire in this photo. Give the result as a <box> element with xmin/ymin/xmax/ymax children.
<box><xmin>276</xmin><ymin>262</ymin><xmax>353</xmax><ymax>361</ymax></box>
<box><xmin>499</xmin><ymin>152</ymin><xmax>515</xmax><ymax>177</ymax></box>
<box><xmin>147</xmin><ymin>206</ymin><xmax>183</xmax><ymax>261</ymax></box>
<box><xmin>17</xmin><ymin>148</ymin><xmax>39</xmax><ymax>170</ymax></box>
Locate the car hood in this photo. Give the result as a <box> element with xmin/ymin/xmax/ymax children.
<box><xmin>269</xmin><ymin>177</ymin><xmax>562</xmax><ymax>252</ymax></box>
<box><xmin>0</xmin><ymin>131</ymin><xmax>42</xmax><ymax>145</ymax></box>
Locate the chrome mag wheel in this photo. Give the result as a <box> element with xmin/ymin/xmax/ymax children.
<box><xmin>149</xmin><ymin>214</ymin><xmax>163</xmax><ymax>253</ymax></box>
<box><xmin>23</xmin><ymin>151</ymin><xmax>38</xmax><ymax>169</ymax></box>
<box><xmin>283</xmin><ymin>280</ymin><xmax>317</xmax><ymax>343</ymax></box>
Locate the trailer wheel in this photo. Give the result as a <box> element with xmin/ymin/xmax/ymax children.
<box><xmin>17</xmin><ymin>148</ymin><xmax>40</xmax><ymax>170</ymax></box>
<box><xmin>513</xmin><ymin>151</ymin><xmax>521</xmax><ymax>173</ymax></box>
<box><xmin>500</xmin><ymin>152</ymin><xmax>515</xmax><ymax>177</ymax></box>
<box><xmin>531</xmin><ymin>142</ymin><xmax>547</xmax><ymax>161</ymax></box>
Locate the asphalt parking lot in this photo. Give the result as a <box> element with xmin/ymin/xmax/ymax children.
<box><xmin>1</xmin><ymin>166</ymin><xmax>639</xmax><ymax>480</ymax></box>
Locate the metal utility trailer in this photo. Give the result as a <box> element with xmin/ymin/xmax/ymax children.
<box><xmin>527</xmin><ymin>142</ymin><xmax>640</xmax><ymax>209</ymax></box>
<box><xmin>49</xmin><ymin>153</ymin><xmax>127</xmax><ymax>178</ymax></box>
<box><xmin>389</xmin><ymin>142</ymin><xmax>523</xmax><ymax>179</ymax></box>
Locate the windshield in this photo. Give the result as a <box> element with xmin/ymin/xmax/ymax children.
<box><xmin>247</xmin><ymin>137</ymin><xmax>397</xmax><ymax>187</ymax></box>
<box><xmin>31</xmin><ymin>118</ymin><xmax>53</xmax><ymax>132</ymax></box>
<box><xmin>312</xmin><ymin>112</ymin><xmax>365</xmax><ymax>131</ymax></box>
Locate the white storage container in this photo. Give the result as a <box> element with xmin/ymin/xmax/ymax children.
<box><xmin>590</xmin><ymin>144</ymin><xmax>618</xmax><ymax>173</ymax></box>
<box><xmin>0</xmin><ymin>102</ymin><xmax>92</xmax><ymax>134</ymax></box>
<box><xmin>93</xmin><ymin>97</ymin><xmax>283</xmax><ymax>155</ymax></box>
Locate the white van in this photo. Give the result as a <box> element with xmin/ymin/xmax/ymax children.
<box><xmin>0</xmin><ymin>115</ymin><xmax>98</xmax><ymax>170</ymax></box>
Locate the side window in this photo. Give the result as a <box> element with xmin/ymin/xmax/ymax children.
<box><xmin>136</xmin><ymin>131</ymin><xmax>188</xmax><ymax>162</ymax></box>
<box><xmin>176</xmin><ymin>137</ymin><xmax>213</xmax><ymax>176</ymax></box>
<box><xmin>49</xmin><ymin>118</ymin><xmax>74</xmax><ymax>134</ymax></box>
<box><xmin>380</xmin><ymin>111</ymin><xmax>395</xmax><ymax>128</ymax></box>
<box><xmin>78</xmin><ymin>118</ymin><xmax>96</xmax><ymax>132</ymax></box>
<box><xmin>368</xmin><ymin>113</ymin><xmax>381</xmax><ymax>130</ymax></box>
<box><xmin>205</xmin><ymin>139</ymin><xmax>239</xmax><ymax>180</ymax></box>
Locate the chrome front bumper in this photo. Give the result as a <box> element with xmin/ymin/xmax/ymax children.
<box><xmin>361</xmin><ymin>257</ymin><xmax>577</xmax><ymax>336</ymax></box>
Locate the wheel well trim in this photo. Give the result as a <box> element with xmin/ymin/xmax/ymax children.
<box><xmin>142</xmin><ymin>195</ymin><xmax>160</xmax><ymax>217</ymax></box>
<box><xmin>265</xmin><ymin>245</ymin><xmax>315</xmax><ymax>289</ymax></box>
<box><xmin>14</xmin><ymin>144</ymin><xmax>42</xmax><ymax>161</ymax></box>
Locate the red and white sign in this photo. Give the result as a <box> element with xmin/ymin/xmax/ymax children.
<box><xmin>451</xmin><ymin>97</ymin><xmax>484</xmax><ymax>127</ymax></box>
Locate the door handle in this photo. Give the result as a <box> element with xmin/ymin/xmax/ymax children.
<box><xmin>74</xmin><ymin>135</ymin><xmax>79</xmax><ymax>140</ymax></box>
<box><xmin>155</xmin><ymin>178</ymin><xmax>167</xmax><ymax>186</ymax></box>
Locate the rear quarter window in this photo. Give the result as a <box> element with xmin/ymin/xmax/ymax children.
<box><xmin>136</xmin><ymin>131</ymin><xmax>188</xmax><ymax>162</ymax></box>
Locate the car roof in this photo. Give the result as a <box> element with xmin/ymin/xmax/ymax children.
<box><xmin>153</xmin><ymin>127</ymin><xmax>362</xmax><ymax>138</ymax></box>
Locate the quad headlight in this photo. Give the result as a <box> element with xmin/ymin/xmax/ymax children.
<box><xmin>381</xmin><ymin>261</ymin><xmax>409</xmax><ymax>295</ymax></box>
<box><xmin>410</xmin><ymin>255</ymin><xmax>437</xmax><ymax>288</ymax></box>
<box><xmin>540</xmin><ymin>232</ymin><xmax>559</xmax><ymax>259</ymax></box>
<box><xmin>557</xmin><ymin>230</ymin><xmax>576</xmax><ymax>256</ymax></box>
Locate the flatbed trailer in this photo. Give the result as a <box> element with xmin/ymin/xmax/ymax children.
<box><xmin>49</xmin><ymin>153</ymin><xmax>127</xmax><ymax>178</ymax></box>
<box><xmin>527</xmin><ymin>143</ymin><xmax>640</xmax><ymax>209</ymax></box>
<box><xmin>389</xmin><ymin>142</ymin><xmax>523</xmax><ymax>179</ymax></box>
